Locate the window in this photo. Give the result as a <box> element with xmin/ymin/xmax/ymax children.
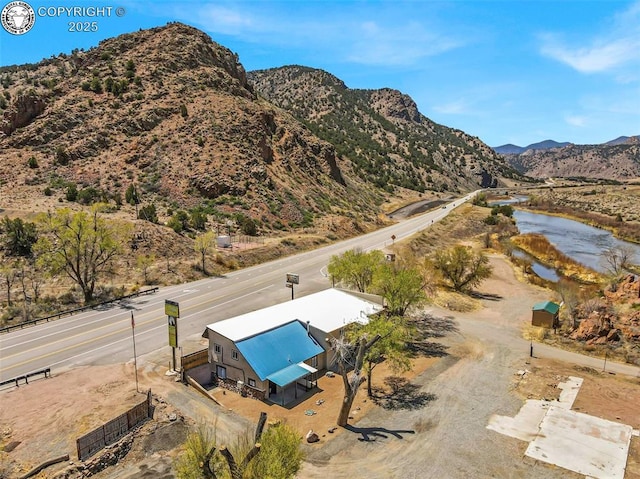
<box><xmin>248</xmin><ymin>378</ymin><xmax>256</xmax><ymax>387</ymax></box>
<box><xmin>214</xmin><ymin>344</ymin><xmax>221</xmax><ymax>354</ymax></box>
<box><xmin>216</xmin><ymin>365</ymin><xmax>227</xmax><ymax>379</ymax></box>
<box><xmin>232</xmin><ymin>350</ymin><xmax>239</xmax><ymax>360</ymax></box>
<box><xmin>311</xmin><ymin>356</ymin><xmax>318</xmax><ymax>368</ymax></box>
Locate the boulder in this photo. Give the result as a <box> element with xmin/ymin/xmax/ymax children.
<box><xmin>306</xmin><ymin>430</ymin><xmax>320</xmax><ymax>443</ymax></box>
<box><xmin>606</xmin><ymin>329</ymin><xmax>620</xmax><ymax>342</ymax></box>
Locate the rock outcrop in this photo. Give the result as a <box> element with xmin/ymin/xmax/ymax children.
<box><xmin>1</xmin><ymin>93</ymin><xmax>46</xmax><ymax>135</ymax></box>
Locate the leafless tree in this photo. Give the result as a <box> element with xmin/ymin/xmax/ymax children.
<box><xmin>557</xmin><ymin>279</ymin><xmax>580</xmax><ymax>329</ymax></box>
<box><xmin>601</xmin><ymin>245</ymin><xmax>636</xmax><ymax>277</ymax></box>
<box><xmin>0</xmin><ymin>261</ymin><xmax>18</xmax><ymax>306</ymax></box>
<box><xmin>200</xmin><ymin>412</ymin><xmax>267</xmax><ymax>479</ymax></box>
<box><xmin>331</xmin><ymin>334</ymin><xmax>381</xmax><ymax>427</ymax></box>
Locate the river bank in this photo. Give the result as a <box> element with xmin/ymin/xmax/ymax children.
<box><xmin>510</xmin><ymin>233</ymin><xmax>601</xmax><ymax>283</ymax></box>
<box><xmin>509</xmin><ymin>184</ymin><xmax>640</xmax><ymax>244</ymax></box>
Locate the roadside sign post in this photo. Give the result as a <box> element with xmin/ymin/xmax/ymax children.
<box><xmin>165</xmin><ymin>300</ymin><xmax>180</xmax><ymax>372</ymax></box>
<box><xmin>286</xmin><ymin>273</ymin><xmax>299</xmax><ymax>300</ymax></box>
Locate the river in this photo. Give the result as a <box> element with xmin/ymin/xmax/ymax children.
<box><xmin>512</xmin><ymin>210</ymin><xmax>640</xmax><ymax>278</ymax></box>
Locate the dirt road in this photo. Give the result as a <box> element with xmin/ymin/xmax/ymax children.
<box><xmin>299</xmin><ymin>256</ymin><xmax>639</xmax><ymax>479</ymax></box>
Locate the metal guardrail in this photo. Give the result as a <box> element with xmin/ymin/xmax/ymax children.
<box><xmin>0</xmin><ymin>287</ymin><xmax>159</xmax><ymax>334</ymax></box>
<box><xmin>0</xmin><ymin>367</ymin><xmax>51</xmax><ymax>388</ymax></box>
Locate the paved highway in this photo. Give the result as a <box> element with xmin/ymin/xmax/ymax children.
<box><xmin>0</xmin><ymin>193</ymin><xmax>478</xmax><ymax>383</ymax></box>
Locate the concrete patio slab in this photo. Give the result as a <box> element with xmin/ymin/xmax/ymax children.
<box><xmin>525</xmin><ymin>406</ymin><xmax>633</xmax><ymax>479</ymax></box>
<box><xmin>557</xmin><ymin>376</ymin><xmax>583</xmax><ymax>409</ymax></box>
<box><xmin>487</xmin><ymin>399</ymin><xmax>551</xmax><ymax>442</ymax></box>
<box><xmin>487</xmin><ymin>375</ymin><xmax>633</xmax><ymax>479</ymax></box>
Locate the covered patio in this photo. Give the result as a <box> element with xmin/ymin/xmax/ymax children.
<box><xmin>266</xmin><ymin>362</ymin><xmax>319</xmax><ymax>406</ymax></box>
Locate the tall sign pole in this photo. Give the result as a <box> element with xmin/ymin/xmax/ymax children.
<box><xmin>165</xmin><ymin>300</ymin><xmax>180</xmax><ymax>372</ymax></box>
<box><xmin>286</xmin><ymin>273</ymin><xmax>299</xmax><ymax>300</ymax></box>
<box><xmin>131</xmin><ymin>311</ymin><xmax>139</xmax><ymax>393</ymax></box>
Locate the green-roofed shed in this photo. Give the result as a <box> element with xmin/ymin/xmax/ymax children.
<box><xmin>532</xmin><ymin>301</ymin><xmax>560</xmax><ymax>329</ymax></box>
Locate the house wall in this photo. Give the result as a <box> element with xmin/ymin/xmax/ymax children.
<box><xmin>307</xmin><ymin>324</ymin><xmax>350</xmax><ymax>371</ymax></box>
<box><xmin>207</xmin><ymin>324</ymin><xmax>336</xmax><ymax>399</ymax></box>
<box><xmin>207</xmin><ymin>331</ymin><xmax>267</xmax><ymax>392</ymax></box>
<box><xmin>532</xmin><ymin>310</ymin><xmax>556</xmax><ymax>328</ymax></box>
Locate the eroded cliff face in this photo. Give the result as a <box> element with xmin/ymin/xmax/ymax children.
<box><xmin>0</xmin><ymin>23</ymin><xmax>373</xmax><ymax>230</ymax></box>
<box><xmin>1</xmin><ymin>93</ymin><xmax>46</xmax><ymax>135</ymax></box>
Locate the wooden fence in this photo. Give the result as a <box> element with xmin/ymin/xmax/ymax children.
<box><xmin>181</xmin><ymin>349</ymin><xmax>208</xmax><ymax>371</ymax></box>
<box><xmin>76</xmin><ymin>389</ymin><xmax>152</xmax><ymax>461</ymax></box>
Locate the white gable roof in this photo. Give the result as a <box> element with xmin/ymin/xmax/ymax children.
<box><xmin>206</xmin><ymin>288</ymin><xmax>383</xmax><ymax>342</ymax></box>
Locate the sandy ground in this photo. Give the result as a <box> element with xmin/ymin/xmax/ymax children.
<box><xmin>1</xmin><ymin>254</ymin><xmax>639</xmax><ymax>479</ymax></box>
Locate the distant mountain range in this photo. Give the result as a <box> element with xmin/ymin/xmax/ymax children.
<box><xmin>493</xmin><ymin>136</ymin><xmax>639</xmax><ymax>155</ymax></box>
<box><xmin>496</xmin><ymin>136</ymin><xmax>640</xmax><ymax>180</ymax></box>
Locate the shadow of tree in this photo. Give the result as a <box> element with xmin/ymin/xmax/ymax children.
<box><xmin>408</xmin><ymin>313</ymin><xmax>458</xmax><ymax>357</ymax></box>
<box><xmin>372</xmin><ymin>377</ymin><xmax>437</xmax><ymax>410</ymax></box>
<box><xmin>344</xmin><ymin>424</ymin><xmax>416</xmax><ymax>442</ymax></box>
<box><xmin>470</xmin><ymin>291</ymin><xmax>503</xmax><ymax>301</ymax></box>
<box><xmin>408</xmin><ymin>340</ymin><xmax>449</xmax><ymax>357</ymax></box>
<box><xmin>411</xmin><ymin>313</ymin><xmax>459</xmax><ymax>339</ymax></box>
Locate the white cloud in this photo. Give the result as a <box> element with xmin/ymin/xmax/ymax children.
<box><xmin>165</xmin><ymin>3</ymin><xmax>464</xmax><ymax>68</ymax></box>
<box><xmin>565</xmin><ymin>115</ymin><xmax>588</xmax><ymax>127</ymax></box>
<box><xmin>433</xmin><ymin>99</ymin><xmax>471</xmax><ymax>115</ymax></box>
<box><xmin>539</xmin><ymin>2</ymin><xmax>640</xmax><ymax>73</ymax></box>
<box><xmin>540</xmin><ymin>36</ymin><xmax>639</xmax><ymax>73</ymax></box>
<box><xmin>347</xmin><ymin>20</ymin><xmax>462</xmax><ymax>66</ymax></box>
<box><xmin>176</xmin><ymin>4</ymin><xmax>258</xmax><ymax>36</ymax></box>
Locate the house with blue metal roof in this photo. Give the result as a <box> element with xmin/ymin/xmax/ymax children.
<box><xmin>203</xmin><ymin>288</ymin><xmax>383</xmax><ymax>405</ymax></box>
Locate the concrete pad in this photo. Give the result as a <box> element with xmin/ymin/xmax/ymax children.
<box><xmin>487</xmin><ymin>399</ymin><xmax>551</xmax><ymax>442</ymax></box>
<box><xmin>556</xmin><ymin>376</ymin><xmax>583</xmax><ymax>409</ymax></box>
<box><xmin>525</xmin><ymin>406</ymin><xmax>633</xmax><ymax>479</ymax></box>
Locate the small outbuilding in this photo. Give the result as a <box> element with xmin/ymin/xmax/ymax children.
<box><xmin>531</xmin><ymin>301</ymin><xmax>560</xmax><ymax>329</ymax></box>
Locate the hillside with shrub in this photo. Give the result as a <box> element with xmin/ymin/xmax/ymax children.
<box><xmin>249</xmin><ymin>66</ymin><xmax>525</xmax><ymax>194</ymax></box>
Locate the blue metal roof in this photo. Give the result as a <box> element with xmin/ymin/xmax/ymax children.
<box><xmin>236</xmin><ymin>321</ymin><xmax>324</xmax><ymax>381</ymax></box>
<box><xmin>266</xmin><ymin>363</ymin><xmax>311</xmax><ymax>387</ymax></box>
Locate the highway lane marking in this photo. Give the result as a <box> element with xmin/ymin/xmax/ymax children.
<box><xmin>1</xmin><ymin>194</ymin><xmax>473</xmax><ymax>372</ymax></box>
<box><xmin>0</xmin><ymin>320</ymin><xmax>172</xmax><ymax>376</ymax></box>
<box><xmin>0</xmin><ymin>287</ymin><xmax>201</xmax><ymax>341</ymax></box>
<box><xmin>0</xmin><ymin>274</ymin><xmax>263</xmax><ymax>345</ymax></box>
<box><xmin>0</xmin><ymin>315</ymin><xmax>166</xmax><ymax>373</ymax></box>
<box><xmin>0</xmin><ymin>284</ymin><xmax>274</xmax><ymax>372</ymax></box>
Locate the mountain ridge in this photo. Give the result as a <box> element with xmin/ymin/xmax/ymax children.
<box><xmin>0</xmin><ymin>23</ymin><xmax>522</xmax><ymax>237</ymax></box>
<box><xmin>493</xmin><ymin>136</ymin><xmax>639</xmax><ymax>155</ymax></box>
<box><xmin>249</xmin><ymin>65</ymin><xmax>523</xmax><ymax>193</ymax></box>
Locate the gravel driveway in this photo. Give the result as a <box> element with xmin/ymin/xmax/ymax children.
<box><xmin>298</xmin><ymin>255</ymin><xmax>583</xmax><ymax>479</ymax></box>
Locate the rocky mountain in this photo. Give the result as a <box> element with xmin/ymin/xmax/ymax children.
<box><xmin>500</xmin><ymin>140</ymin><xmax>640</xmax><ymax>180</ymax></box>
<box><xmin>606</xmin><ymin>136</ymin><xmax>639</xmax><ymax>146</ymax></box>
<box><xmin>248</xmin><ymin>66</ymin><xmax>522</xmax><ymax>193</ymax></box>
<box><xmin>0</xmin><ymin>23</ymin><xmax>520</xmax><ymax>236</ymax></box>
<box><xmin>0</xmin><ymin>23</ymin><xmax>387</xmax><ymax>232</ymax></box>
<box><xmin>493</xmin><ymin>140</ymin><xmax>571</xmax><ymax>155</ymax></box>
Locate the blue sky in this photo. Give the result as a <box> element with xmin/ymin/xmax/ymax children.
<box><xmin>1</xmin><ymin>0</ymin><xmax>639</xmax><ymax>147</ymax></box>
